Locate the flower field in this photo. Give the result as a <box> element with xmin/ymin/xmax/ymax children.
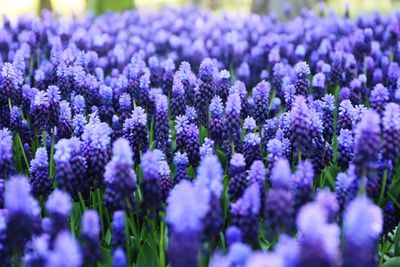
<box><xmin>0</xmin><ymin>4</ymin><xmax>400</xmax><ymax>267</ymax></box>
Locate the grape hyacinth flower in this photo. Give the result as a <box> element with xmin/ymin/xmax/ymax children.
<box><xmin>243</xmin><ymin>133</ymin><xmax>262</xmax><ymax>168</ymax></box>
<box><xmin>72</xmin><ymin>114</ymin><xmax>86</xmax><ymax>137</ymax></box>
<box><xmin>23</xmin><ymin>234</ymin><xmax>50</xmax><ymax>267</ymax></box>
<box><xmin>322</xmin><ymin>94</ymin><xmax>335</xmax><ymax>143</ymax></box>
<box><xmin>72</xmin><ymin>94</ymin><xmax>85</xmax><ymax>115</ymax></box>
<box><xmin>10</xmin><ymin>106</ymin><xmax>22</xmax><ymax>132</ymax></box>
<box><xmin>228</xmin><ymin>153</ymin><xmax>248</xmax><ymax>201</ymax></box>
<box><xmin>283</xmin><ymin>84</ymin><xmax>296</xmax><ymax>111</ymax></box>
<box><xmin>265</xmin><ymin>158</ymin><xmax>295</xmax><ymax>235</ymax></box>
<box><xmin>174</xmin><ymin>152</ymin><xmax>189</xmax><ymax>183</ymax></box>
<box><xmin>162</xmin><ymin>59</ymin><xmax>175</xmax><ymax>95</ymax></box>
<box><xmin>289</xmin><ymin>96</ymin><xmax>311</xmax><ymax>157</ymax></box>
<box><xmin>159</xmin><ymin>160</ymin><xmax>173</xmax><ymax>202</ymax></box>
<box><xmin>123</xmin><ymin>106</ymin><xmax>148</xmax><ymax>161</ymax></box>
<box><xmin>382</xmin><ymin>202</ymin><xmax>399</xmax><ymax>237</ymax></box>
<box><xmin>45</xmin><ymin>189</ymin><xmax>72</xmax><ymax>240</ymax></box>
<box><xmin>315</xmin><ymin>189</ymin><xmax>339</xmax><ymax>223</ymax></box>
<box><xmin>292</xmin><ymin>160</ymin><xmax>315</xmax><ymax>210</ymax></box>
<box><xmin>1</xmin><ymin>62</ymin><xmax>21</xmax><ymax>105</ymax></box>
<box><xmin>30</xmin><ymin>90</ymin><xmax>50</xmax><ymax>131</ymax></box>
<box><xmin>155</xmin><ymin>94</ymin><xmax>170</xmax><ymax>155</ymax></box>
<box><xmin>370</xmin><ymin>84</ymin><xmax>389</xmax><ymax>115</ymax></box>
<box><xmin>195</xmin><ymin>155</ymin><xmax>224</xmax><ymax>240</ymax></box>
<box><xmin>252</xmin><ymin>81</ymin><xmax>270</xmax><ymax>125</ymax></box>
<box><xmin>5</xmin><ymin>176</ymin><xmax>40</xmax><ymax>253</ymax></box>
<box><xmin>111</xmin><ymin>211</ymin><xmax>126</xmax><ymax>251</ymax></box>
<box><xmin>185</xmin><ymin>106</ymin><xmax>198</xmax><ymax>125</ymax></box>
<box><xmin>382</xmin><ymin>103</ymin><xmax>400</xmax><ymax>163</ymax></box>
<box><xmin>231</xmin><ymin>81</ymin><xmax>249</xmax><ymax>119</ymax></box>
<box><xmin>98</xmin><ymin>85</ymin><xmax>114</xmax><ymax>122</ymax></box>
<box><xmin>224</xmin><ymin>93</ymin><xmax>242</xmax><ymax>152</ymax></box>
<box><xmin>81</xmin><ymin>117</ymin><xmax>112</xmax><ymax>189</ymax></box>
<box><xmin>209</xmin><ymin>96</ymin><xmax>224</xmax><ymax>145</ymax></box>
<box><xmin>118</xmin><ymin>93</ymin><xmax>132</xmax><ymax>123</ymax></box>
<box><xmin>296</xmin><ymin>202</ymin><xmax>341</xmax><ymax>267</ymax></box>
<box><xmin>167</xmin><ymin>180</ymin><xmax>209</xmax><ymax>267</ymax></box>
<box><xmin>230</xmin><ymin>183</ymin><xmax>261</xmax><ymax>245</ymax></box>
<box><xmin>57</xmin><ymin>100</ymin><xmax>73</xmax><ymax>139</ymax></box>
<box><xmin>186</xmin><ymin>123</ymin><xmax>200</xmax><ymax>168</ymax></box>
<box><xmin>0</xmin><ymin>178</ymin><xmax>4</xmax><ymax>208</ymax></box>
<box><xmin>294</xmin><ymin>62</ymin><xmax>310</xmax><ymax>96</ymax></box>
<box><xmin>179</xmin><ymin>62</ymin><xmax>195</xmax><ymax>105</ymax></box>
<box><xmin>174</xmin><ymin>115</ymin><xmax>189</xmax><ymax>152</ymax></box>
<box><xmin>337</xmin><ymin>100</ymin><xmax>354</xmax><ymax>133</ymax></box>
<box><xmin>0</xmin><ymin>128</ymin><xmax>14</xmax><ymax>176</ymax></box>
<box><xmin>103</xmin><ymin>138</ymin><xmax>137</xmax><ymax>212</ymax></box>
<box><xmin>47</xmin><ymin>85</ymin><xmax>61</xmax><ymax>128</ymax></box>
<box><xmin>171</xmin><ymin>75</ymin><xmax>186</xmax><ymax>118</ymax></box>
<box><xmin>216</xmin><ymin>69</ymin><xmax>230</xmax><ymax>102</ymax></box>
<box><xmin>261</xmin><ymin>118</ymin><xmax>278</xmax><ymax>149</ymax></box>
<box><xmin>312</xmin><ymin>72</ymin><xmax>326</xmax><ymax>99</ymax></box>
<box><xmin>54</xmin><ymin>137</ymin><xmax>88</xmax><ymax>200</ymax></box>
<box><xmin>353</xmin><ymin>110</ymin><xmax>381</xmax><ymax>178</ymax></box>
<box><xmin>140</xmin><ymin>150</ymin><xmax>163</xmax><ymax>213</ymax></box>
<box><xmin>335</xmin><ymin>167</ymin><xmax>359</xmax><ymax>212</ymax></box>
<box><xmin>47</xmin><ymin>231</ymin><xmax>82</xmax><ymax>267</ymax></box>
<box><xmin>343</xmin><ymin>197</ymin><xmax>383</xmax><ymax>267</ymax></box>
<box><xmin>199</xmin><ymin>138</ymin><xmax>214</xmax><ymax>159</ymax></box>
<box><xmin>29</xmin><ymin>147</ymin><xmax>51</xmax><ymax>197</ymax></box>
<box><xmin>243</xmin><ymin>117</ymin><xmax>256</xmax><ymax>134</ymax></box>
<box><xmin>195</xmin><ymin>58</ymin><xmax>215</xmax><ymax>125</ymax></box>
<box><xmin>81</xmin><ymin>210</ymin><xmax>102</xmax><ymax>265</ymax></box>
<box><xmin>337</xmin><ymin>129</ymin><xmax>354</xmax><ymax>170</ymax></box>
<box><xmin>113</xmin><ymin>247</ymin><xmax>127</xmax><ymax>267</ymax></box>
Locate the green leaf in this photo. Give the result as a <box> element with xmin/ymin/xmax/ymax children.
<box><xmin>383</xmin><ymin>257</ymin><xmax>400</xmax><ymax>267</ymax></box>
<box><xmin>136</xmin><ymin>241</ymin><xmax>159</xmax><ymax>267</ymax></box>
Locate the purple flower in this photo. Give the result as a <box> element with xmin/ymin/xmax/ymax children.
<box><xmin>337</xmin><ymin>129</ymin><xmax>354</xmax><ymax>170</ymax></box>
<box><xmin>195</xmin><ymin>58</ymin><xmax>216</xmax><ymax>125</ymax></box>
<box><xmin>245</xmin><ymin>253</ymin><xmax>284</xmax><ymax>267</ymax></box>
<box><xmin>1</xmin><ymin>62</ymin><xmax>21</xmax><ymax>105</ymax></box>
<box><xmin>54</xmin><ymin>138</ymin><xmax>88</xmax><ymax>200</ymax></box>
<box><xmin>29</xmin><ymin>147</ymin><xmax>51</xmax><ymax>197</ymax></box>
<box><xmin>171</xmin><ymin>75</ymin><xmax>186</xmax><ymax>118</ymax></box>
<box><xmin>315</xmin><ymin>189</ymin><xmax>339</xmax><ymax>223</ymax></box>
<box><xmin>81</xmin><ymin>210</ymin><xmax>101</xmax><ymax>264</ymax></box>
<box><xmin>343</xmin><ymin>196</ymin><xmax>382</xmax><ymax>267</ymax></box>
<box><xmin>72</xmin><ymin>94</ymin><xmax>85</xmax><ymax>115</ymax></box>
<box><xmin>72</xmin><ymin>114</ymin><xmax>86</xmax><ymax>137</ymax></box>
<box><xmin>270</xmin><ymin>158</ymin><xmax>292</xmax><ymax>190</ymax></box>
<box><xmin>155</xmin><ymin>94</ymin><xmax>170</xmax><ymax>155</ymax></box>
<box><xmin>337</xmin><ymin>100</ymin><xmax>353</xmax><ymax>133</ymax></box>
<box><xmin>111</xmin><ymin>211</ymin><xmax>126</xmax><ymax>251</ymax></box>
<box><xmin>174</xmin><ymin>115</ymin><xmax>189</xmax><ymax>152</ymax></box>
<box><xmin>370</xmin><ymin>84</ymin><xmax>389</xmax><ymax>115</ymax></box>
<box><xmin>284</xmin><ymin>84</ymin><xmax>296</xmax><ymax>111</ymax></box>
<box><xmin>228</xmin><ymin>153</ymin><xmax>247</xmax><ymax>201</ymax></box>
<box><xmin>243</xmin><ymin>133</ymin><xmax>262</xmax><ymax>168</ymax></box>
<box><xmin>200</xmin><ymin>138</ymin><xmax>214</xmax><ymax>160</ymax></box>
<box><xmin>123</xmin><ymin>106</ymin><xmax>148</xmax><ymax>161</ymax></box>
<box><xmin>10</xmin><ymin>106</ymin><xmax>22</xmax><ymax>131</ymax></box>
<box><xmin>252</xmin><ymin>81</ymin><xmax>270</xmax><ymax>125</ymax></box>
<box><xmin>47</xmin><ymin>231</ymin><xmax>82</xmax><ymax>267</ymax></box>
<box><xmin>209</xmin><ymin>96</ymin><xmax>224</xmax><ymax>145</ymax></box>
<box><xmin>167</xmin><ymin>180</ymin><xmax>209</xmax><ymax>267</ymax></box>
<box><xmin>30</xmin><ymin>91</ymin><xmax>50</xmax><ymax>131</ymax></box>
<box><xmin>322</xmin><ymin>94</ymin><xmax>335</xmax><ymax>143</ymax></box>
<box><xmin>224</xmin><ymin>93</ymin><xmax>242</xmax><ymax>151</ymax></box>
<box><xmin>174</xmin><ymin>152</ymin><xmax>189</xmax><ymax>183</ymax></box>
<box><xmin>216</xmin><ymin>69</ymin><xmax>230</xmax><ymax>102</ymax></box>
<box><xmin>103</xmin><ymin>138</ymin><xmax>137</xmax><ymax>211</ymax></box>
<box><xmin>292</xmin><ymin>160</ymin><xmax>314</xmax><ymax>209</ymax></box>
<box><xmin>178</xmin><ymin>62</ymin><xmax>195</xmax><ymax>105</ymax></box>
<box><xmin>289</xmin><ymin>95</ymin><xmax>311</xmax><ymax>156</ymax></box>
<box><xmin>81</xmin><ymin>119</ymin><xmax>112</xmax><ymax>188</ymax></box>
<box><xmin>243</xmin><ymin>117</ymin><xmax>256</xmax><ymax>133</ymax></box>
<box><xmin>113</xmin><ymin>248</ymin><xmax>127</xmax><ymax>267</ymax></box>
<box><xmin>296</xmin><ymin>202</ymin><xmax>341</xmax><ymax>267</ymax></box>
<box><xmin>140</xmin><ymin>149</ymin><xmax>163</xmax><ymax>212</ymax></box>
<box><xmin>230</xmin><ymin>183</ymin><xmax>261</xmax><ymax>245</ymax></box>
<box><xmin>186</xmin><ymin>123</ymin><xmax>200</xmax><ymax>168</ymax></box>
<box><xmin>353</xmin><ymin>110</ymin><xmax>380</xmax><ymax>177</ymax></box>
<box><xmin>53</xmin><ymin>97</ymin><xmax>70</xmax><ymax>136</ymax></box>
<box><xmin>312</xmin><ymin>72</ymin><xmax>325</xmax><ymax>99</ymax></box>
<box><xmin>5</xmin><ymin>176</ymin><xmax>40</xmax><ymax>252</ymax></box>
<box><xmin>0</xmin><ymin>128</ymin><xmax>14</xmax><ymax>176</ymax></box>
<box><xmin>47</xmin><ymin>85</ymin><xmax>61</xmax><ymax>128</ymax></box>
<box><xmin>294</xmin><ymin>62</ymin><xmax>310</xmax><ymax>96</ymax></box>
<box><xmin>382</xmin><ymin>103</ymin><xmax>400</xmax><ymax>162</ymax></box>
<box><xmin>185</xmin><ymin>106</ymin><xmax>198</xmax><ymax>124</ymax></box>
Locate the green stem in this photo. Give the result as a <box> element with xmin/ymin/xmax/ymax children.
<box><xmin>16</xmin><ymin>134</ymin><xmax>30</xmax><ymax>174</ymax></box>
<box><xmin>159</xmin><ymin>220</ymin><xmax>165</xmax><ymax>267</ymax></box>
<box><xmin>378</xmin><ymin>169</ymin><xmax>388</xmax><ymax>206</ymax></box>
<box><xmin>96</xmin><ymin>189</ymin><xmax>105</xmax><ymax>237</ymax></box>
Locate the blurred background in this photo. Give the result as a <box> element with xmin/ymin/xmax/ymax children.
<box><xmin>0</xmin><ymin>0</ymin><xmax>399</xmax><ymax>19</ymax></box>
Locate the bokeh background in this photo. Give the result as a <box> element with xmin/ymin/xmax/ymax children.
<box><xmin>0</xmin><ymin>0</ymin><xmax>399</xmax><ymax>19</ymax></box>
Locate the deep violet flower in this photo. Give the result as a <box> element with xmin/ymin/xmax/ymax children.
<box><xmin>123</xmin><ymin>106</ymin><xmax>148</xmax><ymax>161</ymax></box>
<box><xmin>382</xmin><ymin>103</ymin><xmax>400</xmax><ymax>163</ymax></box>
<box><xmin>45</xmin><ymin>189</ymin><xmax>72</xmax><ymax>238</ymax></box>
<box><xmin>289</xmin><ymin>96</ymin><xmax>311</xmax><ymax>156</ymax></box>
<box><xmin>140</xmin><ymin>149</ymin><xmax>163</xmax><ymax>213</ymax></box>
<box><xmin>209</xmin><ymin>96</ymin><xmax>224</xmax><ymax>145</ymax></box>
<box><xmin>195</xmin><ymin>58</ymin><xmax>215</xmax><ymax>126</ymax></box>
<box><xmin>29</xmin><ymin>147</ymin><xmax>51</xmax><ymax>197</ymax></box>
<box><xmin>154</xmin><ymin>94</ymin><xmax>170</xmax><ymax>155</ymax></box>
<box><xmin>171</xmin><ymin>75</ymin><xmax>186</xmax><ymax>118</ymax></box>
<box><xmin>294</xmin><ymin>62</ymin><xmax>310</xmax><ymax>96</ymax></box>
<box><xmin>111</xmin><ymin>211</ymin><xmax>126</xmax><ymax>251</ymax></box>
<box><xmin>0</xmin><ymin>128</ymin><xmax>14</xmax><ymax>176</ymax></box>
<box><xmin>81</xmin><ymin>210</ymin><xmax>102</xmax><ymax>264</ymax></box>
<box><xmin>228</xmin><ymin>153</ymin><xmax>247</xmax><ymax>201</ymax></box>
<box><xmin>174</xmin><ymin>152</ymin><xmax>189</xmax><ymax>183</ymax></box>
<box><xmin>252</xmin><ymin>81</ymin><xmax>270</xmax><ymax>125</ymax></box>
